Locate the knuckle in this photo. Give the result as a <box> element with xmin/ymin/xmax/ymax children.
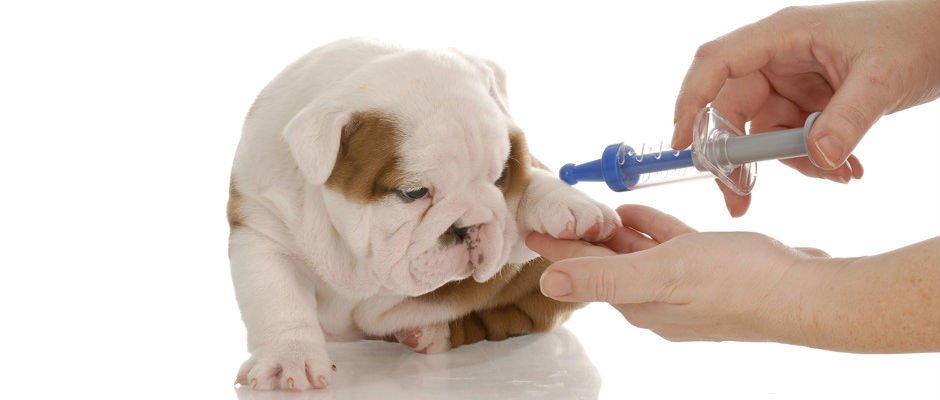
<box><xmin>655</xmin><ymin>329</ymin><xmax>684</xmax><ymax>342</ymax></box>
<box><xmin>622</xmin><ymin>313</ymin><xmax>652</xmax><ymax>329</ymax></box>
<box><xmin>693</xmin><ymin>40</ymin><xmax>721</xmax><ymax>61</ymax></box>
<box><xmin>746</xmin><ymin>232</ymin><xmax>787</xmax><ymax>252</ymax></box>
<box><xmin>769</xmin><ymin>5</ymin><xmax>816</xmax><ymax>27</ymax></box>
<box><xmin>620</xmin><ymin>309</ymin><xmax>651</xmax><ymax>329</ymax></box>
<box><xmin>620</xmin><ymin>305</ymin><xmax>661</xmax><ymax>331</ymax></box>
<box><xmin>772</xmin><ymin>5</ymin><xmax>808</xmax><ymax>19</ymax></box>
<box><xmin>795</xmin><ymin>247</ymin><xmax>828</xmax><ymax>258</ymax></box>
<box><xmin>662</xmin><ymin>335</ymin><xmax>682</xmax><ymax>343</ymax></box>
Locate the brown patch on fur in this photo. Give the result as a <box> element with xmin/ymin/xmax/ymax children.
<box><xmin>325</xmin><ymin>111</ymin><xmax>407</xmax><ymax>203</ymax></box>
<box><xmin>495</xmin><ymin>131</ymin><xmax>531</xmax><ymax>197</ymax></box>
<box><xmin>447</xmin><ymin>258</ymin><xmax>583</xmax><ymax>347</ymax></box>
<box><xmin>530</xmin><ymin>155</ymin><xmax>550</xmax><ymax>172</ymax></box>
<box><xmin>227</xmin><ymin>177</ymin><xmax>244</xmax><ymax>229</ymax></box>
<box><xmin>416</xmin><ymin>257</ymin><xmax>584</xmax><ymax>349</ymax></box>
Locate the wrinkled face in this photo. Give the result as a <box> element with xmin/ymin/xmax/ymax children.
<box><xmin>321</xmin><ymin>104</ymin><xmax>530</xmax><ymax>297</ymax></box>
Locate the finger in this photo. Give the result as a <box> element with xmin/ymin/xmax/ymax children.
<box><xmin>807</xmin><ymin>61</ymin><xmax>895</xmax><ymax>170</ymax></box>
<box><xmin>710</xmin><ymin>72</ymin><xmax>772</xmax><ymax>130</ymax></box>
<box><xmin>614</xmin><ymin>204</ymin><xmax>697</xmax><ymax>243</ymax></box>
<box><xmin>778</xmin><ymin>157</ymin><xmax>853</xmax><ymax>183</ymax></box>
<box><xmin>749</xmin><ymin>92</ymin><xmax>806</xmax><ymax>134</ymax></box>
<box><xmin>763</xmin><ymin>70</ymin><xmax>834</xmax><ymax>112</ymax></box>
<box><xmin>750</xmin><ymin>94</ymin><xmax>865</xmax><ymax>182</ymax></box>
<box><xmin>847</xmin><ymin>154</ymin><xmax>864</xmax><ymax>179</ymax></box>
<box><xmin>540</xmin><ymin>251</ymin><xmax>686</xmax><ymax>304</ymax></box>
<box><xmin>715</xmin><ymin>177</ymin><xmax>751</xmax><ymax>217</ymax></box>
<box><xmin>603</xmin><ymin>226</ymin><xmax>658</xmax><ymax>254</ymax></box>
<box><xmin>525</xmin><ymin>232</ymin><xmax>616</xmax><ymax>262</ymax></box>
<box><xmin>672</xmin><ymin>21</ymin><xmax>782</xmax><ymax>149</ymax></box>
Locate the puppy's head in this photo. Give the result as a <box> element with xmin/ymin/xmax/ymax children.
<box><xmin>284</xmin><ymin>48</ymin><xmax>529</xmax><ymax>296</ymax></box>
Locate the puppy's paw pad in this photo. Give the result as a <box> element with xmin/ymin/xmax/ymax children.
<box><xmin>236</xmin><ymin>343</ymin><xmax>334</xmax><ymax>391</ymax></box>
<box><xmin>394</xmin><ymin>323</ymin><xmax>451</xmax><ymax>354</ymax></box>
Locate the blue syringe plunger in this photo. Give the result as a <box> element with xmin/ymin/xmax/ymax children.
<box><xmin>560</xmin><ymin>144</ymin><xmax>694</xmax><ymax>192</ymax></box>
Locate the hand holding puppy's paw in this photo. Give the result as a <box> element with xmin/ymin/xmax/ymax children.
<box><xmin>236</xmin><ymin>342</ymin><xmax>335</xmax><ymax>391</ymax></box>
<box><xmin>527</xmin><ymin>186</ymin><xmax>619</xmax><ymax>242</ymax></box>
<box><xmin>394</xmin><ymin>322</ymin><xmax>451</xmax><ymax>354</ymax></box>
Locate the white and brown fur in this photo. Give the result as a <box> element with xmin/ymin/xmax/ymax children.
<box><xmin>229</xmin><ymin>38</ymin><xmax>619</xmax><ymax>391</ymax></box>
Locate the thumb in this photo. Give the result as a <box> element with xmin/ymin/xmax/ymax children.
<box><xmin>808</xmin><ymin>63</ymin><xmax>893</xmax><ymax>170</ymax></box>
<box><xmin>540</xmin><ymin>252</ymin><xmax>683</xmax><ymax>304</ymax></box>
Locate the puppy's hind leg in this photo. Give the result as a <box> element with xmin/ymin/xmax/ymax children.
<box><xmin>385</xmin><ymin>258</ymin><xmax>585</xmax><ymax>353</ymax></box>
<box><xmin>447</xmin><ymin>259</ymin><xmax>585</xmax><ymax>349</ymax></box>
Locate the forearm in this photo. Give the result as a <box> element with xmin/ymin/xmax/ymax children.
<box><xmin>803</xmin><ymin>237</ymin><xmax>940</xmax><ymax>353</ymax></box>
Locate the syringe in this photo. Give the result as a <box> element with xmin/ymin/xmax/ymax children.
<box><xmin>559</xmin><ymin>106</ymin><xmax>821</xmax><ymax>195</ymax></box>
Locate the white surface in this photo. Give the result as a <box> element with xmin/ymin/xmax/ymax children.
<box><xmin>236</xmin><ymin>329</ymin><xmax>601</xmax><ymax>400</ymax></box>
<box><xmin>1</xmin><ymin>1</ymin><xmax>938</xmax><ymax>399</ymax></box>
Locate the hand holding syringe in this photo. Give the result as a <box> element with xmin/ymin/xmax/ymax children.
<box><xmin>560</xmin><ymin>106</ymin><xmax>820</xmax><ymax>195</ymax></box>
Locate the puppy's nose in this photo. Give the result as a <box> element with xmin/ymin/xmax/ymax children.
<box><xmin>452</xmin><ymin>225</ymin><xmax>471</xmax><ymax>241</ymax></box>
<box><xmin>440</xmin><ymin>223</ymin><xmax>482</xmax><ymax>247</ymax></box>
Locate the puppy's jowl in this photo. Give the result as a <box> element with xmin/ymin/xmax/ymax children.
<box><xmin>228</xmin><ymin>38</ymin><xmax>618</xmax><ymax>391</ymax></box>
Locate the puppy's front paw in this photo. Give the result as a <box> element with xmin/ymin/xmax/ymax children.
<box><xmin>527</xmin><ymin>186</ymin><xmax>619</xmax><ymax>242</ymax></box>
<box><xmin>394</xmin><ymin>322</ymin><xmax>451</xmax><ymax>354</ymax></box>
<box><xmin>236</xmin><ymin>342</ymin><xmax>335</xmax><ymax>391</ymax></box>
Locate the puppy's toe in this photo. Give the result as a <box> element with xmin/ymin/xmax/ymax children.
<box><xmin>394</xmin><ymin>323</ymin><xmax>451</xmax><ymax>354</ymax></box>
<box><xmin>528</xmin><ymin>187</ymin><xmax>619</xmax><ymax>242</ymax></box>
<box><xmin>394</xmin><ymin>328</ymin><xmax>423</xmax><ymax>349</ymax></box>
<box><xmin>238</xmin><ymin>343</ymin><xmax>334</xmax><ymax>391</ymax></box>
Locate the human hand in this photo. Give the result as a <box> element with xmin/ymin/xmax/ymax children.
<box><xmin>672</xmin><ymin>0</ymin><xmax>940</xmax><ymax>216</ymax></box>
<box><xmin>526</xmin><ymin>204</ymin><xmax>842</xmax><ymax>345</ymax></box>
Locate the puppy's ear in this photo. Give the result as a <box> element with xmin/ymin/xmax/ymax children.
<box><xmin>451</xmin><ymin>50</ymin><xmax>510</xmax><ymax>115</ymax></box>
<box><xmin>282</xmin><ymin>103</ymin><xmax>354</xmax><ymax>185</ymax></box>
<box><xmin>479</xmin><ymin>58</ymin><xmax>509</xmax><ymax>114</ymax></box>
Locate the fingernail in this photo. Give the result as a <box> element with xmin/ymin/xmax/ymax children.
<box><xmin>813</xmin><ymin>135</ymin><xmax>845</xmax><ymax>169</ymax></box>
<box><xmin>541</xmin><ymin>271</ymin><xmax>571</xmax><ymax>297</ymax></box>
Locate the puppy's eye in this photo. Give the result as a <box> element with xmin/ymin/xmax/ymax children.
<box><xmin>398</xmin><ymin>188</ymin><xmax>429</xmax><ymax>202</ymax></box>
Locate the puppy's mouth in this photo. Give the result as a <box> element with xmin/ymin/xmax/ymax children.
<box><xmin>401</xmin><ymin>245</ymin><xmax>473</xmax><ymax>295</ymax></box>
<box><xmin>395</xmin><ymin>223</ymin><xmax>498</xmax><ymax>296</ymax></box>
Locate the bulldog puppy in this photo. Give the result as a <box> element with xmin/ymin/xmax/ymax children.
<box><xmin>228</xmin><ymin>38</ymin><xmax>619</xmax><ymax>391</ymax></box>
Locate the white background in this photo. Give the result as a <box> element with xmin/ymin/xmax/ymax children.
<box><xmin>1</xmin><ymin>1</ymin><xmax>937</xmax><ymax>399</ymax></box>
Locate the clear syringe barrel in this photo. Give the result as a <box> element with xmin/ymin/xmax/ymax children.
<box><xmin>559</xmin><ymin>108</ymin><xmax>821</xmax><ymax>194</ymax></box>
